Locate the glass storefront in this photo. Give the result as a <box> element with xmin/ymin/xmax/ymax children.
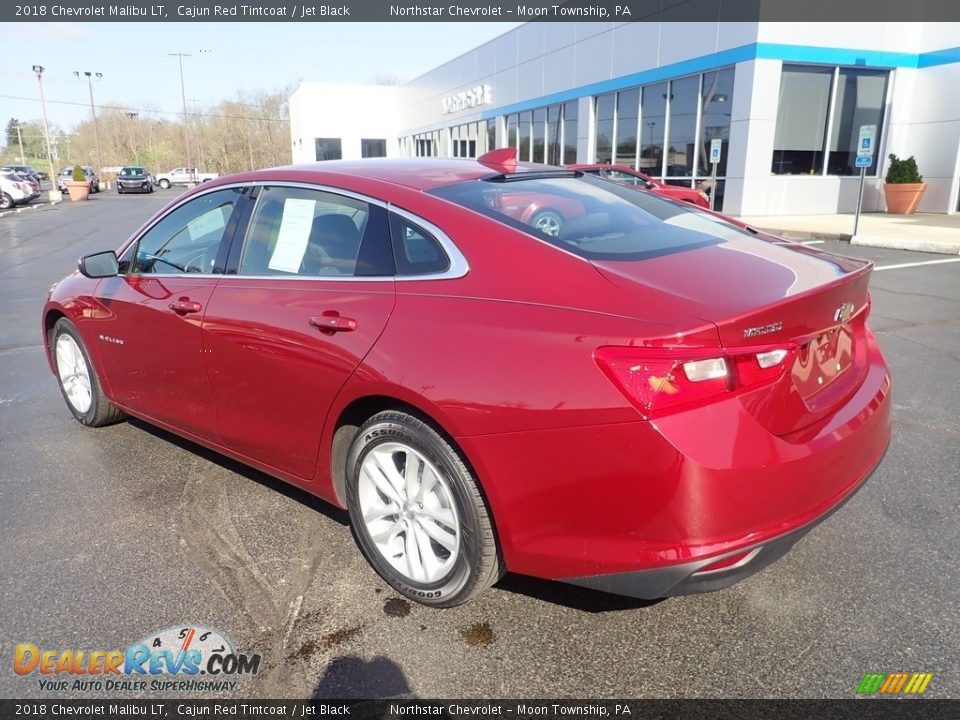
<box><xmin>593</xmin><ymin>68</ymin><xmax>734</xmax><ymax>210</ymax></box>
<box><xmin>773</xmin><ymin>64</ymin><xmax>889</xmax><ymax>177</ymax></box>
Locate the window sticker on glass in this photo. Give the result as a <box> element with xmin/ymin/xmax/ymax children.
<box><xmin>187</xmin><ymin>205</ymin><xmax>229</xmax><ymax>242</ymax></box>
<box><xmin>268</xmin><ymin>198</ymin><xmax>317</xmax><ymax>273</ymax></box>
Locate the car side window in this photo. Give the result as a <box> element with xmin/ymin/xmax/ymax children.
<box><xmin>131</xmin><ymin>188</ymin><xmax>243</xmax><ymax>275</ymax></box>
<box><xmin>388</xmin><ymin>214</ymin><xmax>450</xmax><ymax>276</ymax></box>
<box><xmin>604</xmin><ymin>170</ymin><xmax>643</xmax><ymax>186</ymax></box>
<box><xmin>237</xmin><ymin>186</ymin><xmax>378</xmax><ymax>277</ymax></box>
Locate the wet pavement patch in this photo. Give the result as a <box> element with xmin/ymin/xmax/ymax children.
<box><xmin>297</xmin><ymin>625</ymin><xmax>363</xmax><ymax>659</ymax></box>
<box><xmin>460</xmin><ymin>621</ymin><xmax>495</xmax><ymax>646</ymax></box>
<box><xmin>383</xmin><ymin>597</ymin><xmax>411</xmax><ymax>618</ymax></box>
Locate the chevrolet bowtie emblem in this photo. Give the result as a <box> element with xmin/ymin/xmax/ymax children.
<box><xmin>835</xmin><ymin>302</ymin><xmax>855</xmax><ymax>324</ymax></box>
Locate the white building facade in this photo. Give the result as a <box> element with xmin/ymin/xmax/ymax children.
<box><xmin>289</xmin><ymin>22</ymin><xmax>960</xmax><ymax>216</ymax></box>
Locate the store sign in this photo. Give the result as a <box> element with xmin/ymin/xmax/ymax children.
<box><xmin>441</xmin><ymin>85</ymin><xmax>492</xmax><ymax>114</ymax></box>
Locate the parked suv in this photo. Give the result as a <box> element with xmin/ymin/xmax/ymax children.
<box><xmin>116</xmin><ymin>166</ymin><xmax>155</xmax><ymax>194</ymax></box>
<box><xmin>1</xmin><ymin>167</ymin><xmax>41</xmax><ymax>198</ymax></box>
<box><xmin>57</xmin><ymin>166</ymin><xmax>100</xmax><ymax>193</ymax></box>
<box><xmin>0</xmin><ymin>169</ymin><xmax>35</xmax><ymax>209</ymax></box>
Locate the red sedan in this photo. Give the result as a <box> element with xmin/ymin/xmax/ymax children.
<box><xmin>43</xmin><ymin>151</ymin><xmax>891</xmax><ymax>607</ymax></box>
<box><xmin>569</xmin><ymin>163</ymin><xmax>711</xmax><ymax>208</ymax></box>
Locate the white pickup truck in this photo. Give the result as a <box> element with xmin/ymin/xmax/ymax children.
<box><xmin>154</xmin><ymin>167</ymin><xmax>219</xmax><ymax>189</ymax></box>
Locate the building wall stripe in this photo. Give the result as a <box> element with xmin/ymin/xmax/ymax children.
<box><xmin>419</xmin><ymin>41</ymin><xmax>960</xmax><ymax>132</ymax></box>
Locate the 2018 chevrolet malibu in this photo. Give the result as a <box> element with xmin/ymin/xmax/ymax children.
<box><xmin>43</xmin><ymin>149</ymin><xmax>891</xmax><ymax>607</ymax></box>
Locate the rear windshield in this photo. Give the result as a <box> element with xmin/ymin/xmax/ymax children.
<box><xmin>428</xmin><ymin>174</ymin><xmax>753</xmax><ymax>261</ymax></box>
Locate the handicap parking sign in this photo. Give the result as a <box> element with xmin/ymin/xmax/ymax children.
<box><xmin>855</xmin><ymin>156</ymin><xmax>873</xmax><ymax>168</ymax></box>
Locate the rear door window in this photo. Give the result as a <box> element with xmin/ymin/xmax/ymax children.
<box><xmin>236</xmin><ymin>186</ymin><xmax>393</xmax><ymax>278</ymax></box>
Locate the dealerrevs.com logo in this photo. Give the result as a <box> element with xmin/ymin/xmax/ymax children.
<box><xmin>14</xmin><ymin>625</ymin><xmax>260</xmax><ymax>693</ymax></box>
<box><xmin>857</xmin><ymin>673</ymin><xmax>934</xmax><ymax>696</ymax></box>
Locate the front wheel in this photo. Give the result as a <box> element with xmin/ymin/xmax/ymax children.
<box><xmin>346</xmin><ymin>411</ymin><xmax>502</xmax><ymax>607</ymax></box>
<box><xmin>51</xmin><ymin>318</ymin><xmax>125</xmax><ymax>427</ymax></box>
<box><xmin>0</xmin><ymin>193</ymin><xmax>12</xmax><ymax>210</ymax></box>
<box><xmin>158</xmin><ymin>179</ymin><xmax>170</xmax><ymax>189</ymax></box>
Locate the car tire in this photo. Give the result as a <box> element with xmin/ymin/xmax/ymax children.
<box><xmin>158</xmin><ymin>179</ymin><xmax>170</xmax><ymax>189</ymax></box>
<box><xmin>531</xmin><ymin>209</ymin><xmax>563</xmax><ymax>237</ymax></box>
<box><xmin>0</xmin><ymin>193</ymin><xmax>12</xmax><ymax>210</ymax></box>
<box><xmin>51</xmin><ymin>318</ymin><xmax>125</xmax><ymax>427</ymax></box>
<box><xmin>345</xmin><ymin>410</ymin><xmax>502</xmax><ymax>607</ymax></box>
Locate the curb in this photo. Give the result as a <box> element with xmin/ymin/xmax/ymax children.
<box><xmin>752</xmin><ymin>226</ymin><xmax>960</xmax><ymax>255</ymax></box>
<box><xmin>0</xmin><ymin>199</ymin><xmax>61</xmax><ymax>219</ymax></box>
<box><xmin>850</xmin><ymin>234</ymin><xmax>960</xmax><ymax>255</ymax></box>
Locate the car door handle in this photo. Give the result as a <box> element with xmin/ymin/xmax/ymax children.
<box><xmin>309</xmin><ymin>313</ymin><xmax>357</xmax><ymax>333</ymax></box>
<box><xmin>169</xmin><ymin>299</ymin><xmax>203</xmax><ymax>315</ymax></box>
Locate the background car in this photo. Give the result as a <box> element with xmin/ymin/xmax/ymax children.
<box><xmin>568</xmin><ymin>163</ymin><xmax>711</xmax><ymax>208</ymax></box>
<box><xmin>56</xmin><ymin>166</ymin><xmax>100</xmax><ymax>194</ymax></box>
<box><xmin>116</xmin><ymin>166</ymin><xmax>155</xmax><ymax>194</ymax></box>
<box><xmin>1</xmin><ymin>168</ymin><xmax>40</xmax><ymax>198</ymax></box>
<box><xmin>0</xmin><ymin>169</ymin><xmax>34</xmax><ymax>209</ymax></box>
<box><xmin>2</xmin><ymin>164</ymin><xmax>42</xmax><ymax>187</ymax></box>
<box><xmin>42</xmin><ymin>152</ymin><xmax>891</xmax><ymax>609</ymax></box>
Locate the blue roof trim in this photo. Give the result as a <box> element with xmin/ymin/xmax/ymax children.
<box><xmin>755</xmin><ymin>43</ymin><xmax>919</xmax><ymax>68</ymax></box>
<box><xmin>918</xmin><ymin>45</ymin><xmax>960</xmax><ymax>68</ymax></box>
<box><xmin>418</xmin><ymin>41</ymin><xmax>960</xmax><ymax>128</ymax></box>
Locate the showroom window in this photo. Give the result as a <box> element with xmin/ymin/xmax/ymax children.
<box><xmin>772</xmin><ymin>65</ymin><xmax>889</xmax><ymax>176</ymax></box>
<box><xmin>591</xmin><ymin>68</ymin><xmax>734</xmax><ymax>209</ymax></box>
<box><xmin>594</xmin><ymin>93</ymin><xmax>615</xmax><ymax>164</ymax></box>
<box><xmin>450</xmin><ymin>122</ymin><xmax>487</xmax><ymax>158</ymax></box>
<box><xmin>614</xmin><ymin>89</ymin><xmax>639</xmax><ymax>166</ymax></box>
<box><xmin>665</xmin><ymin>76</ymin><xmax>698</xmax><ymax>179</ymax></box>
<box><xmin>413</xmin><ymin>131</ymin><xmax>440</xmax><ymax>157</ymax></box>
<box><xmin>361</xmin><ymin>138</ymin><xmax>387</xmax><ymax>158</ymax></box>
<box><xmin>315</xmin><ymin>138</ymin><xmax>342</xmax><ymax>162</ymax></box>
<box><xmin>827</xmin><ymin>69</ymin><xmax>889</xmax><ymax>175</ymax></box>
<box><xmin>505</xmin><ymin>102</ymin><xmax>579</xmax><ymax>165</ymax></box>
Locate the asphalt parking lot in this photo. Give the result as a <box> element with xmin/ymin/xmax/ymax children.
<box><xmin>1</xmin><ymin>191</ymin><xmax>957</xmax><ymax>699</ymax></box>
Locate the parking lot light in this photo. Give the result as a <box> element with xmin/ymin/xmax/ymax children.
<box><xmin>32</xmin><ymin>65</ymin><xmax>59</xmax><ymax>201</ymax></box>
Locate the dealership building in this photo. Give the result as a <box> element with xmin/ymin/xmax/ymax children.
<box><xmin>289</xmin><ymin>22</ymin><xmax>960</xmax><ymax>215</ymax></box>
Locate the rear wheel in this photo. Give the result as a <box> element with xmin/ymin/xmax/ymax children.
<box><xmin>0</xmin><ymin>193</ymin><xmax>12</xmax><ymax>210</ymax></box>
<box><xmin>346</xmin><ymin>411</ymin><xmax>501</xmax><ymax>607</ymax></box>
<box><xmin>158</xmin><ymin>179</ymin><xmax>170</xmax><ymax>189</ymax></box>
<box><xmin>52</xmin><ymin>318</ymin><xmax>125</xmax><ymax>427</ymax></box>
<box><xmin>531</xmin><ymin>209</ymin><xmax>563</xmax><ymax>237</ymax></box>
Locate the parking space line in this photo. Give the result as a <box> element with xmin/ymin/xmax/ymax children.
<box><xmin>874</xmin><ymin>258</ymin><xmax>960</xmax><ymax>272</ymax></box>
<box><xmin>800</xmin><ymin>240</ymin><xmax>825</xmax><ymax>245</ymax></box>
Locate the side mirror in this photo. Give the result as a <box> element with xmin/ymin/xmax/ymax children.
<box><xmin>79</xmin><ymin>251</ymin><xmax>119</xmax><ymax>278</ymax></box>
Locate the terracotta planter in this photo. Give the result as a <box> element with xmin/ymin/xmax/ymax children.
<box><xmin>65</xmin><ymin>180</ymin><xmax>90</xmax><ymax>202</ymax></box>
<box><xmin>883</xmin><ymin>182</ymin><xmax>926</xmax><ymax>215</ymax></box>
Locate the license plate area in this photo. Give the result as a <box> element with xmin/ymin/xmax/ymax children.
<box><xmin>792</xmin><ymin>325</ymin><xmax>855</xmax><ymax>401</ymax></box>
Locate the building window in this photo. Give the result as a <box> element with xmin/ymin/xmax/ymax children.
<box><xmin>698</xmin><ymin>68</ymin><xmax>734</xmax><ymax>178</ymax></box>
<box><xmin>518</xmin><ymin>111</ymin><xmax>532</xmax><ymax>162</ymax></box>
<box><xmin>547</xmin><ymin>105</ymin><xmax>562</xmax><ymax>165</ymax></box>
<box><xmin>772</xmin><ymin>66</ymin><xmax>833</xmax><ymax>175</ymax></box>
<box><xmin>532</xmin><ymin>107</ymin><xmax>546</xmax><ymax>163</ymax></box>
<box><xmin>315</xmin><ymin>138</ymin><xmax>342</xmax><ymax>162</ymax></box>
<box><xmin>666</xmin><ymin>76</ymin><xmax>698</xmax><ymax>179</ymax></box>
<box><xmin>563</xmin><ymin>101</ymin><xmax>578</xmax><ymax>164</ymax></box>
<box><xmin>595</xmin><ymin>93</ymin><xmax>615</xmax><ymax>164</ymax></box>
<box><xmin>773</xmin><ymin>65</ymin><xmax>889</xmax><ymax>176</ymax></box>
<box><xmin>361</xmin><ymin>138</ymin><xmax>387</xmax><ymax>158</ymax></box>
<box><xmin>614</xmin><ymin>88</ymin><xmax>639</xmax><ymax>167</ymax></box>
<box><xmin>487</xmin><ymin>120</ymin><xmax>496</xmax><ymax>152</ymax></box>
<box><xmin>827</xmin><ymin>69</ymin><xmax>888</xmax><ymax>176</ymax></box>
<box><xmin>640</xmin><ymin>82</ymin><xmax>667</xmax><ymax>177</ymax></box>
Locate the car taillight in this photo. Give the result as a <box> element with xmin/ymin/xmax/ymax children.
<box><xmin>595</xmin><ymin>344</ymin><xmax>797</xmax><ymax>419</ymax></box>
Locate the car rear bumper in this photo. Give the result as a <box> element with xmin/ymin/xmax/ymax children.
<box><xmin>458</xmin><ymin>328</ymin><xmax>891</xmax><ymax>593</ymax></box>
<box><xmin>564</xmin><ymin>441</ymin><xmax>886</xmax><ymax>598</ymax></box>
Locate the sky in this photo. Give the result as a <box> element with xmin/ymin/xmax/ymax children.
<box><xmin>1</xmin><ymin>21</ymin><xmax>521</xmax><ymax>141</ymax></box>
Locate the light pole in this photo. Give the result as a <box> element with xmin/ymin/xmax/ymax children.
<box><xmin>14</xmin><ymin>124</ymin><xmax>25</xmax><ymax>164</ymax></box>
<box><xmin>74</xmin><ymin>70</ymin><xmax>103</xmax><ymax>182</ymax></box>
<box><xmin>125</xmin><ymin>112</ymin><xmax>139</xmax><ymax>159</ymax></box>
<box><xmin>169</xmin><ymin>52</ymin><xmax>193</xmax><ymax>176</ymax></box>
<box><xmin>32</xmin><ymin>65</ymin><xmax>57</xmax><ymax>198</ymax></box>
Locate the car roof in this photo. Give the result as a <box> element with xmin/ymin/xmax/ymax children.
<box><xmin>277</xmin><ymin>158</ymin><xmax>549</xmax><ymax>191</ymax></box>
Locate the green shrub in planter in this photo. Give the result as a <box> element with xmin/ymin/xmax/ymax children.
<box><xmin>885</xmin><ymin>154</ymin><xmax>923</xmax><ymax>184</ymax></box>
<box><xmin>71</xmin><ymin>165</ymin><xmax>86</xmax><ymax>182</ymax></box>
